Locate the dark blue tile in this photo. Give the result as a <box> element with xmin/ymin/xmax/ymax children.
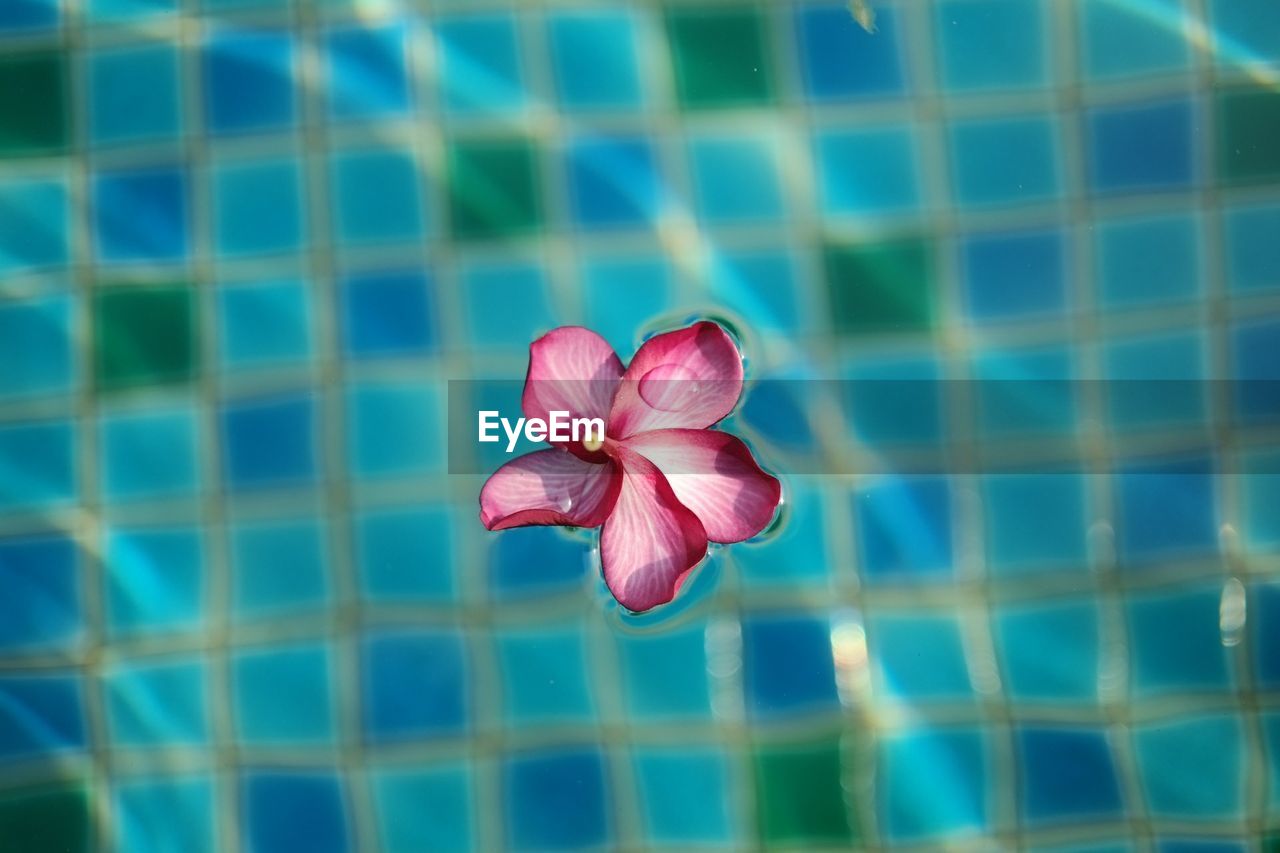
<box><xmin>567</xmin><ymin>136</ymin><xmax>661</xmax><ymax>229</ymax></box>
<box><xmin>796</xmin><ymin>3</ymin><xmax>905</xmax><ymax>98</ymax></box>
<box><xmin>935</xmin><ymin>0</ymin><xmax>1046</xmax><ymax>90</ymax></box>
<box><xmin>0</xmin><ymin>535</ymin><xmax>80</xmax><ymax>652</ymax></box>
<box><xmin>356</xmin><ymin>506</ymin><xmax>454</xmax><ymax>601</ymax></box>
<box><xmin>105</xmin><ymin>658</ymin><xmax>208</xmax><ymax>745</ymax></box>
<box><xmin>325</xmin><ymin>24</ymin><xmax>411</xmax><ymax>119</ymax></box>
<box><xmin>244</xmin><ymin>772</ymin><xmax>349</xmax><ymax>853</ymax></box>
<box><xmin>741</xmin><ymin>614</ymin><xmax>839</xmax><ymax>719</ymax></box>
<box><xmin>1256</xmin><ymin>583</ymin><xmax>1280</xmax><ymax>688</ymax></box>
<box><xmin>856</xmin><ymin>477</ymin><xmax>952</xmax><ymax>580</ymax></box>
<box><xmin>1019</xmin><ymin>728</ymin><xmax>1123</xmax><ymax>821</ymax></box>
<box><xmin>342</xmin><ymin>270</ymin><xmax>435</xmax><ymax>357</ymax></box>
<box><xmin>105</xmin><ymin>527</ymin><xmax>203</xmax><ymax>636</ymax></box>
<box><xmin>505</xmin><ymin>749</ymin><xmax>608</xmax><ymax>851</ymax></box>
<box><xmin>951</xmin><ymin>116</ymin><xmax>1059</xmax><ymax>206</ymax></box>
<box><xmin>0</xmin><ymin>420</ymin><xmax>75</xmax><ymax>511</ymax></box>
<box><xmin>997</xmin><ymin>601</ymin><xmax>1099</xmax><ymax>701</ymax></box>
<box><xmin>1115</xmin><ymin>457</ymin><xmax>1217</xmax><ymax>564</ymax></box>
<box><xmin>1128</xmin><ymin>585</ymin><xmax>1231</xmax><ymax>693</ymax></box>
<box><xmin>871</xmin><ymin>614</ymin><xmax>972</xmax><ymax>698</ymax></box>
<box><xmin>489</xmin><ymin>526</ymin><xmax>589</xmax><ymax>598</ymax></box>
<box><xmin>234</xmin><ymin>645</ymin><xmax>333</xmax><ymax>743</ymax></box>
<box><xmin>0</xmin><ymin>674</ymin><xmax>85</xmax><ymax>760</ymax></box>
<box><xmin>213</xmin><ymin>160</ymin><xmax>303</xmax><ymax>256</ymax></box>
<box><xmin>0</xmin><ymin>177</ymin><xmax>68</xmax><ymax>274</ymax></box>
<box><xmin>879</xmin><ymin>729</ymin><xmax>986</xmax><ymax>839</ymax></box>
<box><xmin>616</xmin><ymin>626</ymin><xmax>712</xmax><ymax>718</ymax></box>
<box><xmin>1088</xmin><ymin>99</ymin><xmax>1194</xmax><ymax>193</ymax></box>
<box><xmin>231</xmin><ymin>519</ymin><xmax>328</xmax><ymax>618</ymax></box>
<box><xmin>362</xmin><ymin>630</ymin><xmax>466</xmax><ymax>741</ymax></box>
<box><xmin>221</xmin><ymin>395</ymin><xmax>317</xmax><ymax>490</ymax></box>
<box><xmin>1232</xmin><ymin>316</ymin><xmax>1280</xmax><ymax>424</ymax></box>
<box><xmin>0</xmin><ymin>0</ymin><xmax>57</xmax><ymax>30</ymax></box>
<box><xmin>984</xmin><ymin>474</ymin><xmax>1087</xmax><ymax>574</ymax></box>
<box><xmin>89</xmin><ymin>46</ymin><xmax>181</xmax><ymax>144</ymax></box>
<box><xmin>962</xmin><ymin>229</ymin><xmax>1066</xmax><ymax>320</ymax></box>
<box><xmin>547</xmin><ymin>11</ymin><xmax>642</xmax><ymax>109</ymax></box>
<box><xmin>204</xmin><ymin>32</ymin><xmax>295</xmax><ymax>134</ymax></box>
<box><xmin>101</xmin><ymin>407</ymin><xmax>199</xmax><ymax>499</ymax></box>
<box><xmin>94</xmin><ymin>168</ymin><xmax>187</xmax><ymax>262</ymax></box>
<box><xmin>438</xmin><ymin>15</ymin><xmax>525</xmax><ymax>113</ymax></box>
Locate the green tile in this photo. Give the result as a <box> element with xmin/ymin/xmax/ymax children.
<box><xmin>753</xmin><ymin>735</ymin><xmax>858</xmax><ymax>846</ymax></box>
<box><xmin>824</xmin><ymin>238</ymin><xmax>935</xmax><ymax>337</ymax></box>
<box><xmin>0</xmin><ymin>784</ymin><xmax>91</xmax><ymax>853</ymax></box>
<box><xmin>447</xmin><ymin>138</ymin><xmax>542</xmax><ymax>241</ymax></box>
<box><xmin>0</xmin><ymin>52</ymin><xmax>68</xmax><ymax>157</ymax></box>
<box><xmin>666</xmin><ymin>6</ymin><xmax>773</xmax><ymax>110</ymax></box>
<box><xmin>94</xmin><ymin>285</ymin><xmax>197</xmax><ymax>392</ymax></box>
<box><xmin>1218</xmin><ymin>87</ymin><xmax>1280</xmax><ymax>184</ymax></box>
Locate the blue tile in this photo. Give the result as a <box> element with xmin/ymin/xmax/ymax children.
<box><xmin>935</xmin><ymin>0</ymin><xmax>1046</xmax><ymax>90</ymax></box>
<box><xmin>213</xmin><ymin>159</ymin><xmax>303</xmax><ymax>256</ymax></box>
<box><xmin>709</xmin><ymin>250</ymin><xmax>799</xmax><ymax>332</ymax></box>
<box><xmin>996</xmin><ymin>600</ymin><xmax>1099</xmax><ymax>701</ymax></box>
<box><xmin>856</xmin><ymin>476</ymin><xmax>952</xmax><ymax>580</ymax></box>
<box><xmin>89</xmin><ymin>46</ymin><xmax>180</xmax><ymax>144</ymax></box>
<box><xmin>94</xmin><ymin>167</ymin><xmax>188</xmax><ymax>262</ymax></box>
<box><xmin>634</xmin><ymin>749</ymin><xmax>732</xmax><ymax>843</ymax></box>
<box><xmin>1232</xmin><ymin>316</ymin><xmax>1280</xmax><ymax>424</ymax></box>
<box><xmin>1210</xmin><ymin>0</ymin><xmax>1280</xmax><ymax>65</ymax></box>
<box><xmin>816</xmin><ymin>126</ymin><xmax>919</xmax><ymax>215</ymax></box>
<box><xmin>245</xmin><ymin>772</ymin><xmax>349</xmax><ymax>853</ymax></box>
<box><xmin>204</xmin><ymin>32</ymin><xmax>295</xmax><ymax>134</ymax></box>
<box><xmin>346</xmin><ymin>381</ymin><xmax>441</xmax><ymax>478</ymax></box>
<box><xmin>582</xmin><ymin>255</ymin><xmax>671</xmax><ymax>354</ymax></box>
<box><xmin>1019</xmin><ymin>728</ymin><xmax>1123</xmax><ymax>821</ymax></box>
<box><xmin>234</xmin><ymin>644</ymin><xmax>334</xmax><ymax>743</ymax></box>
<box><xmin>0</xmin><ymin>176</ymin><xmax>68</xmax><ymax>274</ymax></box>
<box><xmin>0</xmin><ymin>535</ymin><xmax>80</xmax><ymax>653</ymax></box>
<box><xmin>844</xmin><ymin>358</ymin><xmax>942</xmax><ymax>447</ymax></box>
<box><xmin>1225</xmin><ymin>203</ymin><xmax>1280</xmax><ymax>292</ymax></box>
<box><xmin>0</xmin><ymin>0</ymin><xmax>57</xmax><ymax>29</ymax></box>
<box><xmin>879</xmin><ymin>729</ymin><xmax>986</xmax><ymax>840</ymax></box>
<box><xmin>735</xmin><ymin>483</ymin><xmax>828</xmax><ymax>585</ymax></box>
<box><xmin>105</xmin><ymin>527</ymin><xmax>203</xmax><ymax>636</ymax></box>
<box><xmin>616</xmin><ymin>625</ymin><xmax>712</xmax><ymax>718</ymax></box>
<box><xmin>1128</xmin><ymin>585</ymin><xmax>1231</xmax><ymax>693</ymax></box>
<box><xmin>462</xmin><ymin>262</ymin><xmax>555</xmax><ymax>348</ymax></box>
<box><xmin>342</xmin><ymin>270</ymin><xmax>435</xmax><ymax>357</ymax></box>
<box><xmin>0</xmin><ymin>420</ymin><xmax>75</xmax><ymax>512</ymax></box>
<box><xmin>1134</xmin><ymin>715</ymin><xmax>1244</xmax><ymax>819</ymax></box>
<box><xmin>231</xmin><ymin>519</ymin><xmax>328</xmax><ymax>618</ymax></box>
<box><xmin>325</xmin><ymin>24</ymin><xmax>410</xmax><ymax>119</ymax></box>
<box><xmin>737</xmin><ymin>375</ymin><xmax>817</xmax><ymax>452</ymax></box>
<box><xmin>951</xmin><ymin>116</ymin><xmax>1059</xmax><ymax>207</ymax></box>
<box><xmin>363</xmin><ymin>630</ymin><xmax>467</xmax><ymax>741</ymax></box>
<box><xmin>105</xmin><ymin>657</ymin><xmax>208</xmax><ymax>745</ymax></box>
<box><xmin>1097</xmin><ymin>213</ymin><xmax>1201</xmax><ymax>306</ymax></box>
<box><xmin>1080</xmin><ymin>0</ymin><xmax>1189</xmax><ymax>78</ymax></box>
<box><xmin>1255</xmin><ymin>583</ymin><xmax>1280</xmax><ymax>688</ymax></box>
<box><xmin>222</xmin><ymin>395</ymin><xmax>316</xmax><ymax>490</ymax></box>
<box><xmin>567</xmin><ymin>135</ymin><xmax>662</xmax><ymax>229</ymax></box>
<box><xmin>688</xmin><ymin>134</ymin><xmax>784</xmax><ymax>222</ymax></box>
<box><xmin>1088</xmin><ymin>99</ymin><xmax>1195</xmax><ymax>193</ymax></box>
<box><xmin>114</xmin><ymin>776</ymin><xmax>214</xmax><ymax>853</ymax></box>
<box><xmin>984</xmin><ymin>474</ymin><xmax>1087</xmax><ymax>573</ymax></box>
<box><xmin>1115</xmin><ymin>457</ymin><xmax>1217</xmax><ymax>563</ymax></box>
<box><xmin>974</xmin><ymin>347</ymin><xmax>1077</xmax><ymax>436</ymax></box>
<box><xmin>356</xmin><ymin>505</ymin><xmax>454</xmax><ymax>601</ymax></box>
<box><xmin>505</xmin><ymin>749</ymin><xmax>608</xmax><ymax>851</ymax></box>
<box><xmin>0</xmin><ymin>295</ymin><xmax>73</xmax><ymax>399</ymax></box>
<box><xmin>0</xmin><ymin>674</ymin><xmax>85</xmax><ymax>760</ymax></box>
<box><xmin>796</xmin><ymin>2</ymin><xmax>905</xmax><ymax>98</ymax></box>
<box><xmin>962</xmin><ymin>229</ymin><xmax>1066</xmax><ymax>321</ymax></box>
<box><xmin>332</xmin><ymin>147</ymin><xmax>424</xmax><ymax>244</ymax></box>
<box><xmin>437</xmin><ymin>15</ymin><xmax>525</xmax><ymax>114</ymax></box>
<box><xmin>372</xmin><ymin>765</ymin><xmax>471</xmax><ymax>852</ymax></box>
<box><xmin>871</xmin><ymin>613</ymin><xmax>972</xmax><ymax>698</ymax></box>
<box><xmin>219</xmin><ymin>280</ymin><xmax>312</xmax><ymax>366</ymax></box>
<box><xmin>101</xmin><ymin>407</ymin><xmax>199</xmax><ymax>499</ymax></box>
<box><xmin>488</xmin><ymin>510</ymin><xmax>588</xmax><ymax>599</ymax></box>
<box><xmin>1104</xmin><ymin>331</ymin><xmax>1206</xmax><ymax>428</ymax></box>
<box><xmin>741</xmin><ymin>613</ymin><xmax>839</xmax><ymax>719</ymax></box>
<box><xmin>547</xmin><ymin>11</ymin><xmax>642</xmax><ymax>109</ymax></box>
<box><xmin>86</xmin><ymin>0</ymin><xmax>173</xmax><ymax>21</ymax></box>
<box><xmin>497</xmin><ymin>628</ymin><xmax>595</xmax><ymax>722</ymax></box>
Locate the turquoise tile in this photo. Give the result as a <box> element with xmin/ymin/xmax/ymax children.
<box><xmin>816</xmin><ymin>125</ymin><xmax>920</xmax><ymax>215</ymax></box>
<box><xmin>735</xmin><ymin>483</ymin><xmax>828</xmax><ymax>586</ymax></box>
<box><xmin>496</xmin><ymin>627</ymin><xmax>595</xmax><ymax>722</ymax></box>
<box><xmin>100</xmin><ymin>406</ymin><xmax>200</xmax><ymax>500</ymax></box>
<box><xmin>372</xmin><ymin>765</ymin><xmax>472</xmax><ymax>852</ymax></box>
<box><xmin>983</xmin><ymin>474</ymin><xmax>1088</xmax><ymax>574</ymax></box>
<box><xmin>870</xmin><ymin>612</ymin><xmax>972</xmax><ymax>698</ymax></box>
<box><xmin>879</xmin><ymin>728</ymin><xmax>987</xmax><ymax>839</ymax></box>
<box><xmin>0</xmin><ymin>420</ymin><xmax>76</xmax><ymax>512</ymax></box>
<box><xmin>950</xmin><ymin>116</ymin><xmax>1060</xmax><ymax>207</ymax></box>
<box><xmin>1225</xmin><ymin>202</ymin><xmax>1280</xmax><ymax>292</ymax></box>
<box><xmin>233</xmin><ymin>644</ymin><xmax>335</xmax><ymax>743</ymax></box>
<box><xmin>1209</xmin><ymin>0</ymin><xmax>1280</xmax><ymax>66</ymax></box>
<box><xmin>547</xmin><ymin>10</ymin><xmax>643</xmax><ymax>110</ymax></box>
<box><xmin>581</xmin><ymin>254</ymin><xmax>672</xmax><ymax>354</ymax></box>
<box><xmin>972</xmin><ymin>346</ymin><xmax>1077</xmax><ymax>436</ymax></box>
<box><xmin>688</xmin><ymin>134</ymin><xmax>784</xmax><ymax>222</ymax></box>
<box><xmin>996</xmin><ymin>600</ymin><xmax>1100</xmax><ymax>701</ymax></box>
<box><xmin>1134</xmin><ymin>714</ymin><xmax>1245</xmax><ymax>819</ymax></box>
<box><xmin>437</xmin><ymin>15</ymin><xmax>526</xmax><ymax>114</ymax></box>
<box><xmin>104</xmin><ymin>526</ymin><xmax>204</xmax><ymax>636</ymax></box>
<box><xmin>88</xmin><ymin>45</ymin><xmax>181</xmax><ymax>144</ymax></box>
<box><xmin>935</xmin><ymin>0</ymin><xmax>1047</xmax><ymax>90</ymax></box>
<box><xmin>0</xmin><ymin>175</ymin><xmax>69</xmax><ymax>274</ymax></box>
<box><xmin>218</xmin><ymin>279</ymin><xmax>313</xmax><ymax>367</ymax></box>
<box><xmin>355</xmin><ymin>504</ymin><xmax>455</xmax><ymax>601</ymax></box>
<box><xmin>634</xmin><ymin>749</ymin><xmax>734</xmax><ymax>843</ymax></box>
<box><xmin>213</xmin><ymin>159</ymin><xmax>304</xmax><ymax>257</ymax></box>
<box><xmin>105</xmin><ymin>657</ymin><xmax>208</xmax><ymax>745</ymax></box>
<box><xmin>1104</xmin><ymin>330</ymin><xmax>1207</xmax><ymax>429</ymax></box>
<box><xmin>1127</xmin><ymin>584</ymin><xmax>1232</xmax><ymax>694</ymax></box>
<box><xmin>1241</xmin><ymin>450</ymin><xmax>1280</xmax><ymax>552</ymax></box>
<box><xmin>114</xmin><ymin>776</ymin><xmax>214</xmax><ymax>853</ymax></box>
<box><xmin>332</xmin><ymin>147</ymin><xmax>425</xmax><ymax>245</ymax></box>
<box><xmin>709</xmin><ymin>249</ymin><xmax>800</xmax><ymax>332</ymax></box>
<box><xmin>1080</xmin><ymin>0</ymin><xmax>1189</xmax><ymax>78</ymax></box>
<box><xmin>616</xmin><ymin>625</ymin><xmax>711</xmax><ymax>718</ymax></box>
<box><xmin>0</xmin><ymin>295</ymin><xmax>74</xmax><ymax>399</ymax></box>
<box><xmin>346</xmin><ymin>381</ymin><xmax>442</xmax><ymax>478</ymax></box>
<box><xmin>230</xmin><ymin>519</ymin><xmax>329</xmax><ymax>619</ymax></box>
<box><xmin>462</xmin><ymin>261</ymin><xmax>557</xmax><ymax>348</ymax></box>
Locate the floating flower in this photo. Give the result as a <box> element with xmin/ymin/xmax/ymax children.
<box><xmin>479</xmin><ymin>321</ymin><xmax>782</xmax><ymax>612</ymax></box>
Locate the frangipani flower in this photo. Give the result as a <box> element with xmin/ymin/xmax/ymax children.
<box><xmin>479</xmin><ymin>321</ymin><xmax>782</xmax><ymax>612</ymax></box>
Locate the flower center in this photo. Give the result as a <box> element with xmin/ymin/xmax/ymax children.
<box><xmin>582</xmin><ymin>433</ymin><xmax>605</xmax><ymax>453</ymax></box>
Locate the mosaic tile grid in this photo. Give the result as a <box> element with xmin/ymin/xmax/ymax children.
<box><xmin>0</xmin><ymin>0</ymin><xmax>1279</xmax><ymax>850</ymax></box>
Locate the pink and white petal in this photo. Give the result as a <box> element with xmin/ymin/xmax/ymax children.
<box><xmin>600</xmin><ymin>446</ymin><xmax>708</xmax><ymax>613</ymax></box>
<box><xmin>479</xmin><ymin>449</ymin><xmax>621</xmax><ymax>531</ymax></box>
<box><xmin>622</xmin><ymin>429</ymin><xmax>781</xmax><ymax>544</ymax></box>
<box><xmin>522</xmin><ymin>326</ymin><xmax>624</xmax><ymax>429</ymax></box>
<box><xmin>609</xmin><ymin>321</ymin><xmax>744</xmax><ymax>438</ymax></box>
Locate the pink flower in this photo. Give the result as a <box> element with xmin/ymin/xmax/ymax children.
<box><xmin>479</xmin><ymin>321</ymin><xmax>782</xmax><ymax>612</ymax></box>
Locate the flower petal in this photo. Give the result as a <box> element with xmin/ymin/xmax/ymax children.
<box><xmin>622</xmin><ymin>429</ymin><xmax>781</xmax><ymax>543</ymax></box>
<box><xmin>480</xmin><ymin>449</ymin><xmax>621</xmax><ymax>531</ymax></box>
<box><xmin>609</xmin><ymin>321</ymin><xmax>744</xmax><ymax>438</ymax></box>
<box><xmin>522</xmin><ymin>326</ymin><xmax>624</xmax><ymax>428</ymax></box>
<box><xmin>600</xmin><ymin>446</ymin><xmax>708</xmax><ymax>612</ymax></box>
